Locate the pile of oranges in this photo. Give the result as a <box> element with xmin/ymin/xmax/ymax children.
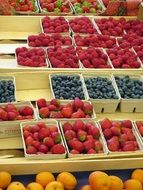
<box><xmin>0</xmin><ymin>169</ymin><xmax>143</xmax><ymax>190</ymax></box>
<box><xmin>0</xmin><ymin>171</ymin><xmax>77</xmax><ymax>190</ymax></box>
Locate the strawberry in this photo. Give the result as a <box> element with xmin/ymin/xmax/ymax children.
<box><xmin>20</xmin><ymin>106</ymin><xmax>34</xmax><ymax>116</ymax></box>
<box><xmin>43</xmin><ymin>137</ymin><xmax>55</xmax><ymax>147</ymax></box>
<box><xmin>50</xmin><ymin>99</ymin><xmax>60</xmax><ymax>107</ymax></box>
<box><xmin>32</xmin><ymin>141</ymin><xmax>41</xmax><ymax>149</ymax></box>
<box><xmin>49</xmin><ymin>111</ymin><xmax>63</xmax><ymax>118</ymax></box>
<box><xmin>100</xmin><ymin>118</ymin><xmax>112</xmax><ymax>130</ymax></box>
<box><xmin>87</xmin><ymin>125</ymin><xmax>100</xmax><ymax>139</ymax></box>
<box><xmin>122</xmin><ymin>120</ymin><xmax>132</xmax><ymax>128</ymax></box>
<box><xmin>77</xmin><ymin>130</ymin><xmax>87</xmax><ymax>142</ymax></box>
<box><xmin>108</xmin><ymin>142</ymin><xmax>119</xmax><ymax>152</ymax></box>
<box><xmin>83</xmin><ymin>102</ymin><xmax>93</xmax><ymax>115</ymax></box>
<box><xmin>51</xmin><ymin>132</ymin><xmax>61</xmax><ymax>144</ymax></box>
<box><xmin>62</xmin><ymin>122</ymin><xmax>73</xmax><ymax>132</ymax></box>
<box><xmin>5</xmin><ymin>104</ymin><xmax>17</xmax><ymax>112</ymax></box>
<box><xmin>25</xmin><ymin>136</ymin><xmax>34</xmax><ymax>146</ymax></box>
<box><xmin>73</xmin><ymin>98</ymin><xmax>84</xmax><ymax>110</ymax></box>
<box><xmin>48</xmin><ymin>104</ymin><xmax>57</xmax><ymax>111</ymax></box>
<box><xmin>71</xmin><ymin>140</ymin><xmax>84</xmax><ymax>153</ymax></box>
<box><xmin>37</xmin><ymin>99</ymin><xmax>47</xmax><ymax>108</ymax></box>
<box><xmin>61</xmin><ymin>106</ymin><xmax>73</xmax><ymax>118</ymax></box>
<box><xmin>7</xmin><ymin>111</ymin><xmax>17</xmax><ymax>121</ymax></box>
<box><xmin>0</xmin><ymin>111</ymin><xmax>8</xmax><ymax>121</ymax></box>
<box><xmin>73</xmin><ymin>120</ymin><xmax>86</xmax><ymax>131</ymax></box>
<box><xmin>38</xmin><ymin>128</ymin><xmax>50</xmax><ymax>140</ymax></box>
<box><xmin>139</xmin><ymin>126</ymin><xmax>143</xmax><ymax>136</ymax></box>
<box><xmin>83</xmin><ymin>139</ymin><xmax>94</xmax><ymax>152</ymax></box>
<box><xmin>38</xmin><ymin>144</ymin><xmax>48</xmax><ymax>153</ymax></box>
<box><xmin>51</xmin><ymin>144</ymin><xmax>65</xmax><ymax>154</ymax></box>
<box><xmin>94</xmin><ymin>140</ymin><xmax>103</xmax><ymax>152</ymax></box>
<box><xmin>70</xmin><ymin>149</ymin><xmax>80</xmax><ymax>154</ymax></box>
<box><xmin>110</xmin><ymin>127</ymin><xmax>121</xmax><ymax>136</ymax></box>
<box><xmin>64</xmin><ymin>130</ymin><xmax>76</xmax><ymax>141</ymax></box>
<box><xmin>87</xmin><ymin>148</ymin><xmax>96</xmax><ymax>154</ymax></box>
<box><xmin>103</xmin><ymin>128</ymin><xmax>112</xmax><ymax>140</ymax></box>
<box><xmin>39</xmin><ymin>107</ymin><xmax>50</xmax><ymax>118</ymax></box>
<box><xmin>26</xmin><ymin>146</ymin><xmax>37</xmax><ymax>154</ymax></box>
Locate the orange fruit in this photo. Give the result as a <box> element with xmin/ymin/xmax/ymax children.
<box><xmin>109</xmin><ymin>176</ymin><xmax>123</xmax><ymax>190</ymax></box>
<box><xmin>124</xmin><ymin>179</ymin><xmax>142</xmax><ymax>190</ymax></box>
<box><xmin>89</xmin><ymin>171</ymin><xmax>111</xmax><ymax>190</ymax></box>
<box><xmin>57</xmin><ymin>172</ymin><xmax>77</xmax><ymax>190</ymax></box>
<box><xmin>131</xmin><ymin>169</ymin><xmax>143</xmax><ymax>184</ymax></box>
<box><xmin>26</xmin><ymin>182</ymin><xmax>44</xmax><ymax>190</ymax></box>
<box><xmin>45</xmin><ymin>181</ymin><xmax>64</xmax><ymax>190</ymax></box>
<box><xmin>35</xmin><ymin>172</ymin><xmax>55</xmax><ymax>187</ymax></box>
<box><xmin>0</xmin><ymin>171</ymin><xmax>11</xmax><ymax>189</ymax></box>
<box><xmin>80</xmin><ymin>185</ymin><xmax>92</xmax><ymax>190</ymax></box>
<box><xmin>7</xmin><ymin>181</ymin><xmax>26</xmax><ymax>190</ymax></box>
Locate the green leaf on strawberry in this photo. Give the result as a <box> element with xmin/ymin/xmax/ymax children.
<box><xmin>90</xmin><ymin>8</ymin><xmax>97</xmax><ymax>13</ymax></box>
<box><xmin>82</xmin><ymin>1</ymin><xmax>91</xmax><ymax>8</ymax></box>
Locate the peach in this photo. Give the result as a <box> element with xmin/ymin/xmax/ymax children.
<box><xmin>109</xmin><ymin>176</ymin><xmax>123</xmax><ymax>190</ymax></box>
<box><xmin>0</xmin><ymin>171</ymin><xmax>11</xmax><ymax>189</ymax></box>
<box><xmin>131</xmin><ymin>169</ymin><xmax>143</xmax><ymax>184</ymax></box>
<box><xmin>36</xmin><ymin>172</ymin><xmax>55</xmax><ymax>187</ymax></box>
<box><xmin>7</xmin><ymin>181</ymin><xmax>26</xmax><ymax>190</ymax></box>
<box><xmin>80</xmin><ymin>184</ymin><xmax>92</xmax><ymax>190</ymax></box>
<box><xmin>124</xmin><ymin>179</ymin><xmax>142</xmax><ymax>190</ymax></box>
<box><xmin>57</xmin><ymin>172</ymin><xmax>77</xmax><ymax>190</ymax></box>
<box><xmin>45</xmin><ymin>181</ymin><xmax>64</xmax><ymax>190</ymax></box>
<box><xmin>89</xmin><ymin>171</ymin><xmax>111</xmax><ymax>190</ymax></box>
<box><xmin>26</xmin><ymin>182</ymin><xmax>44</xmax><ymax>190</ymax></box>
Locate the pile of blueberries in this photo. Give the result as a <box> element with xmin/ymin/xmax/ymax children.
<box><xmin>0</xmin><ymin>80</ymin><xmax>15</xmax><ymax>103</ymax></box>
<box><xmin>84</xmin><ymin>77</ymin><xmax>118</xmax><ymax>99</ymax></box>
<box><xmin>51</xmin><ymin>75</ymin><xmax>85</xmax><ymax>100</ymax></box>
<box><xmin>115</xmin><ymin>76</ymin><xmax>143</xmax><ymax>99</ymax></box>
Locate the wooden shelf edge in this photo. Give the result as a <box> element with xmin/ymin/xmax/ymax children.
<box><xmin>0</xmin><ymin>157</ymin><xmax>143</xmax><ymax>174</ymax></box>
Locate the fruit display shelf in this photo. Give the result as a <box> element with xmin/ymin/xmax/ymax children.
<box><xmin>0</xmin><ymin>15</ymin><xmax>143</xmax><ymax>175</ymax></box>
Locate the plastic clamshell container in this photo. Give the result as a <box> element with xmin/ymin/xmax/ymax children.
<box><xmin>15</xmin><ymin>47</ymin><xmax>49</xmax><ymax>68</ymax></box>
<box><xmin>98</xmin><ymin>120</ymin><xmax>143</xmax><ymax>155</ymax></box>
<box><xmin>36</xmin><ymin>99</ymin><xmax>96</xmax><ymax>120</ymax></box>
<box><xmin>113</xmin><ymin>74</ymin><xmax>143</xmax><ymax>113</ymax></box>
<box><xmin>49</xmin><ymin>73</ymin><xmax>89</xmax><ymax>100</ymax></box>
<box><xmin>59</xmin><ymin>119</ymin><xmax>108</xmax><ymax>158</ymax></box>
<box><xmin>82</xmin><ymin>74</ymin><xmax>121</xmax><ymax>113</ymax></box>
<box><xmin>0</xmin><ymin>101</ymin><xmax>37</xmax><ymax>138</ymax></box>
<box><xmin>0</xmin><ymin>76</ymin><xmax>17</xmax><ymax>103</ymax></box>
<box><xmin>20</xmin><ymin>119</ymin><xmax>67</xmax><ymax>160</ymax></box>
<box><xmin>40</xmin><ymin>17</ymin><xmax>71</xmax><ymax>36</ymax></box>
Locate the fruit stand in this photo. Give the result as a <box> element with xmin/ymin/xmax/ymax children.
<box><xmin>0</xmin><ymin>1</ymin><xmax>143</xmax><ymax>189</ymax></box>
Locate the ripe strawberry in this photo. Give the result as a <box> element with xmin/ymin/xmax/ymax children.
<box><xmin>32</xmin><ymin>140</ymin><xmax>41</xmax><ymax>149</ymax></box>
<box><xmin>103</xmin><ymin>128</ymin><xmax>112</xmax><ymax>140</ymax></box>
<box><xmin>94</xmin><ymin>140</ymin><xmax>103</xmax><ymax>152</ymax></box>
<box><xmin>110</xmin><ymin>127</ymin><xmax>121</xmax><ymax>136</ymax></box>
<box><xmin>64</xmin><ymin>130</ymin><xmax>76</xmax><ymax>141</ymax></box>
<box><xmin>50</xmin><ymin>99</ymin><xmax>60</xmax><ymax>107</ymax></box>
<box><xmin>20</xmin><ymin>106</ymin><xmax>34</xmax><ymax>116</ymax></box>
<box><xmin>51</xmin><ymin>132</ymin><xmax>61</xmax><ymax>144</ymax></box>
<box><xmin>108</xmin><ymin>142</ymin><xmax>119</xmax><ymax>152</ymax></box>
<box><xmin>38</xmin><ymin>144</ymin><xmax>48</xmax><ymax>153</ymax></box>
<box><xmin>139</xmin><ymin>126</ymin><xmax>143</xmax><ymax>136</ymax></box>
<box><xmin>7</xmin><ymin>111</ymin><xmax>17</xmax><ymax>121</ymax></box>
<box><xmin>26</xmin><ymin>146</ymin><xmax>37</xmax><ymax>154</ymax></box>
<box><xmin>48</xmin><ymin>104</ymin><xmax>57</xmax><ymax>111</ymax></box>
<box><xmin>51</xmin><ymin>144</ymin><xmax>65</xmax><ymax>154</ymax></box>
<box><xmin>30</xmin><ymin>125</ymin><xmax>40</xmax><ymax>133</ymax></box>
<box><xmin>73</xmin><ymin>120</ymin><xmax>86</xmax><ymax>131</ymax></box>
<box><xmin>83</xmin><ymin>102</ymin><xmax>93</xmax><ymax>115</ymax></box>
<box><xmin>122</xmin><ymin>120</ymin><xmax>132</xmax><ymax>128</ymax></box>
<box><xmin>62</xmin><ymin>122</ymin><xmax>73</xmax><ymax>132</ymax></box>
<box><xmin>73</xmin><ymin>98</ymin><xmax>84</xmax><ymax>110</ymax></box>
<box><xmin>25</xmin><ymin>136</ymin><xmax>34</xmax><ymax>146</ymax></box>
<box><xmin>49</xmin><ymin>126</ymin><xmax>58</xmax><ymax>133</ymax></box>
<box><xmin>5</xmin><ymin>104</ymin><xmax>17</xmax><ymax>112</ymax></box>
<box><xmin>72</xmin><ymin>140</ymin><xmax>84</xmax><ymax>153</ymax></box>
<box><xmin>87</xmin><ymin>125</ymin><xmax>100</xmax><ymax>139</ymax></box>
<box><xmin>61</xmin><ymin>106</ymin><xmax>73</xmax><ymax>118</ymax></box>
<box><xmin>83</xmin><ymin>139</ymin><xmax>94</xmax><ymax>152</ymax></box>
<box><xmin>70</xmin><ymin>149</ymin><xmax>80</xmax><ymax>154</ymax></box>
<box><xmin>122</xmin><ymin>143</ymin><xmax>136</xmax><ymax>151</ymax></box>
<box><xmin>87</xmin><ymin>148</ymin><xmax>96</xmax><ymax>154</ymax></box>
<box><xmin>38</xmin><ymin>128</ymin><xmax>50</xmax><ymax>140</ymax></box>
<box><xmin>37</xmin><ymin>99</ymin><xmax>47</xmax><ymax>108</ymax></box>
<box><xmin>100</xmin><ymin>118</ymin><xmax>112</xmax><ymax>130</ymax></box>
<box><xmin>43</xmin><ymin>137</ymin><xmax>55</xmax><ymax>147</ymax></box>
<box><xmin>77</xmin><ymin>130</ymin><xmax>87</xmax><ymax>142</ymax></box>
<box><xmin>105</xmin><ymin>2</ymin><xmax>121</xmax><ymax>16</ymax></box>
<box><xmin>49</xmin><ymin>111</ymin><xmax>63</xmax><ymax>118</ymax></box>
<box><xmin>39</xmin><ymin>107</ymin><xmax>50</xmax><ymax>118</ymax></box>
